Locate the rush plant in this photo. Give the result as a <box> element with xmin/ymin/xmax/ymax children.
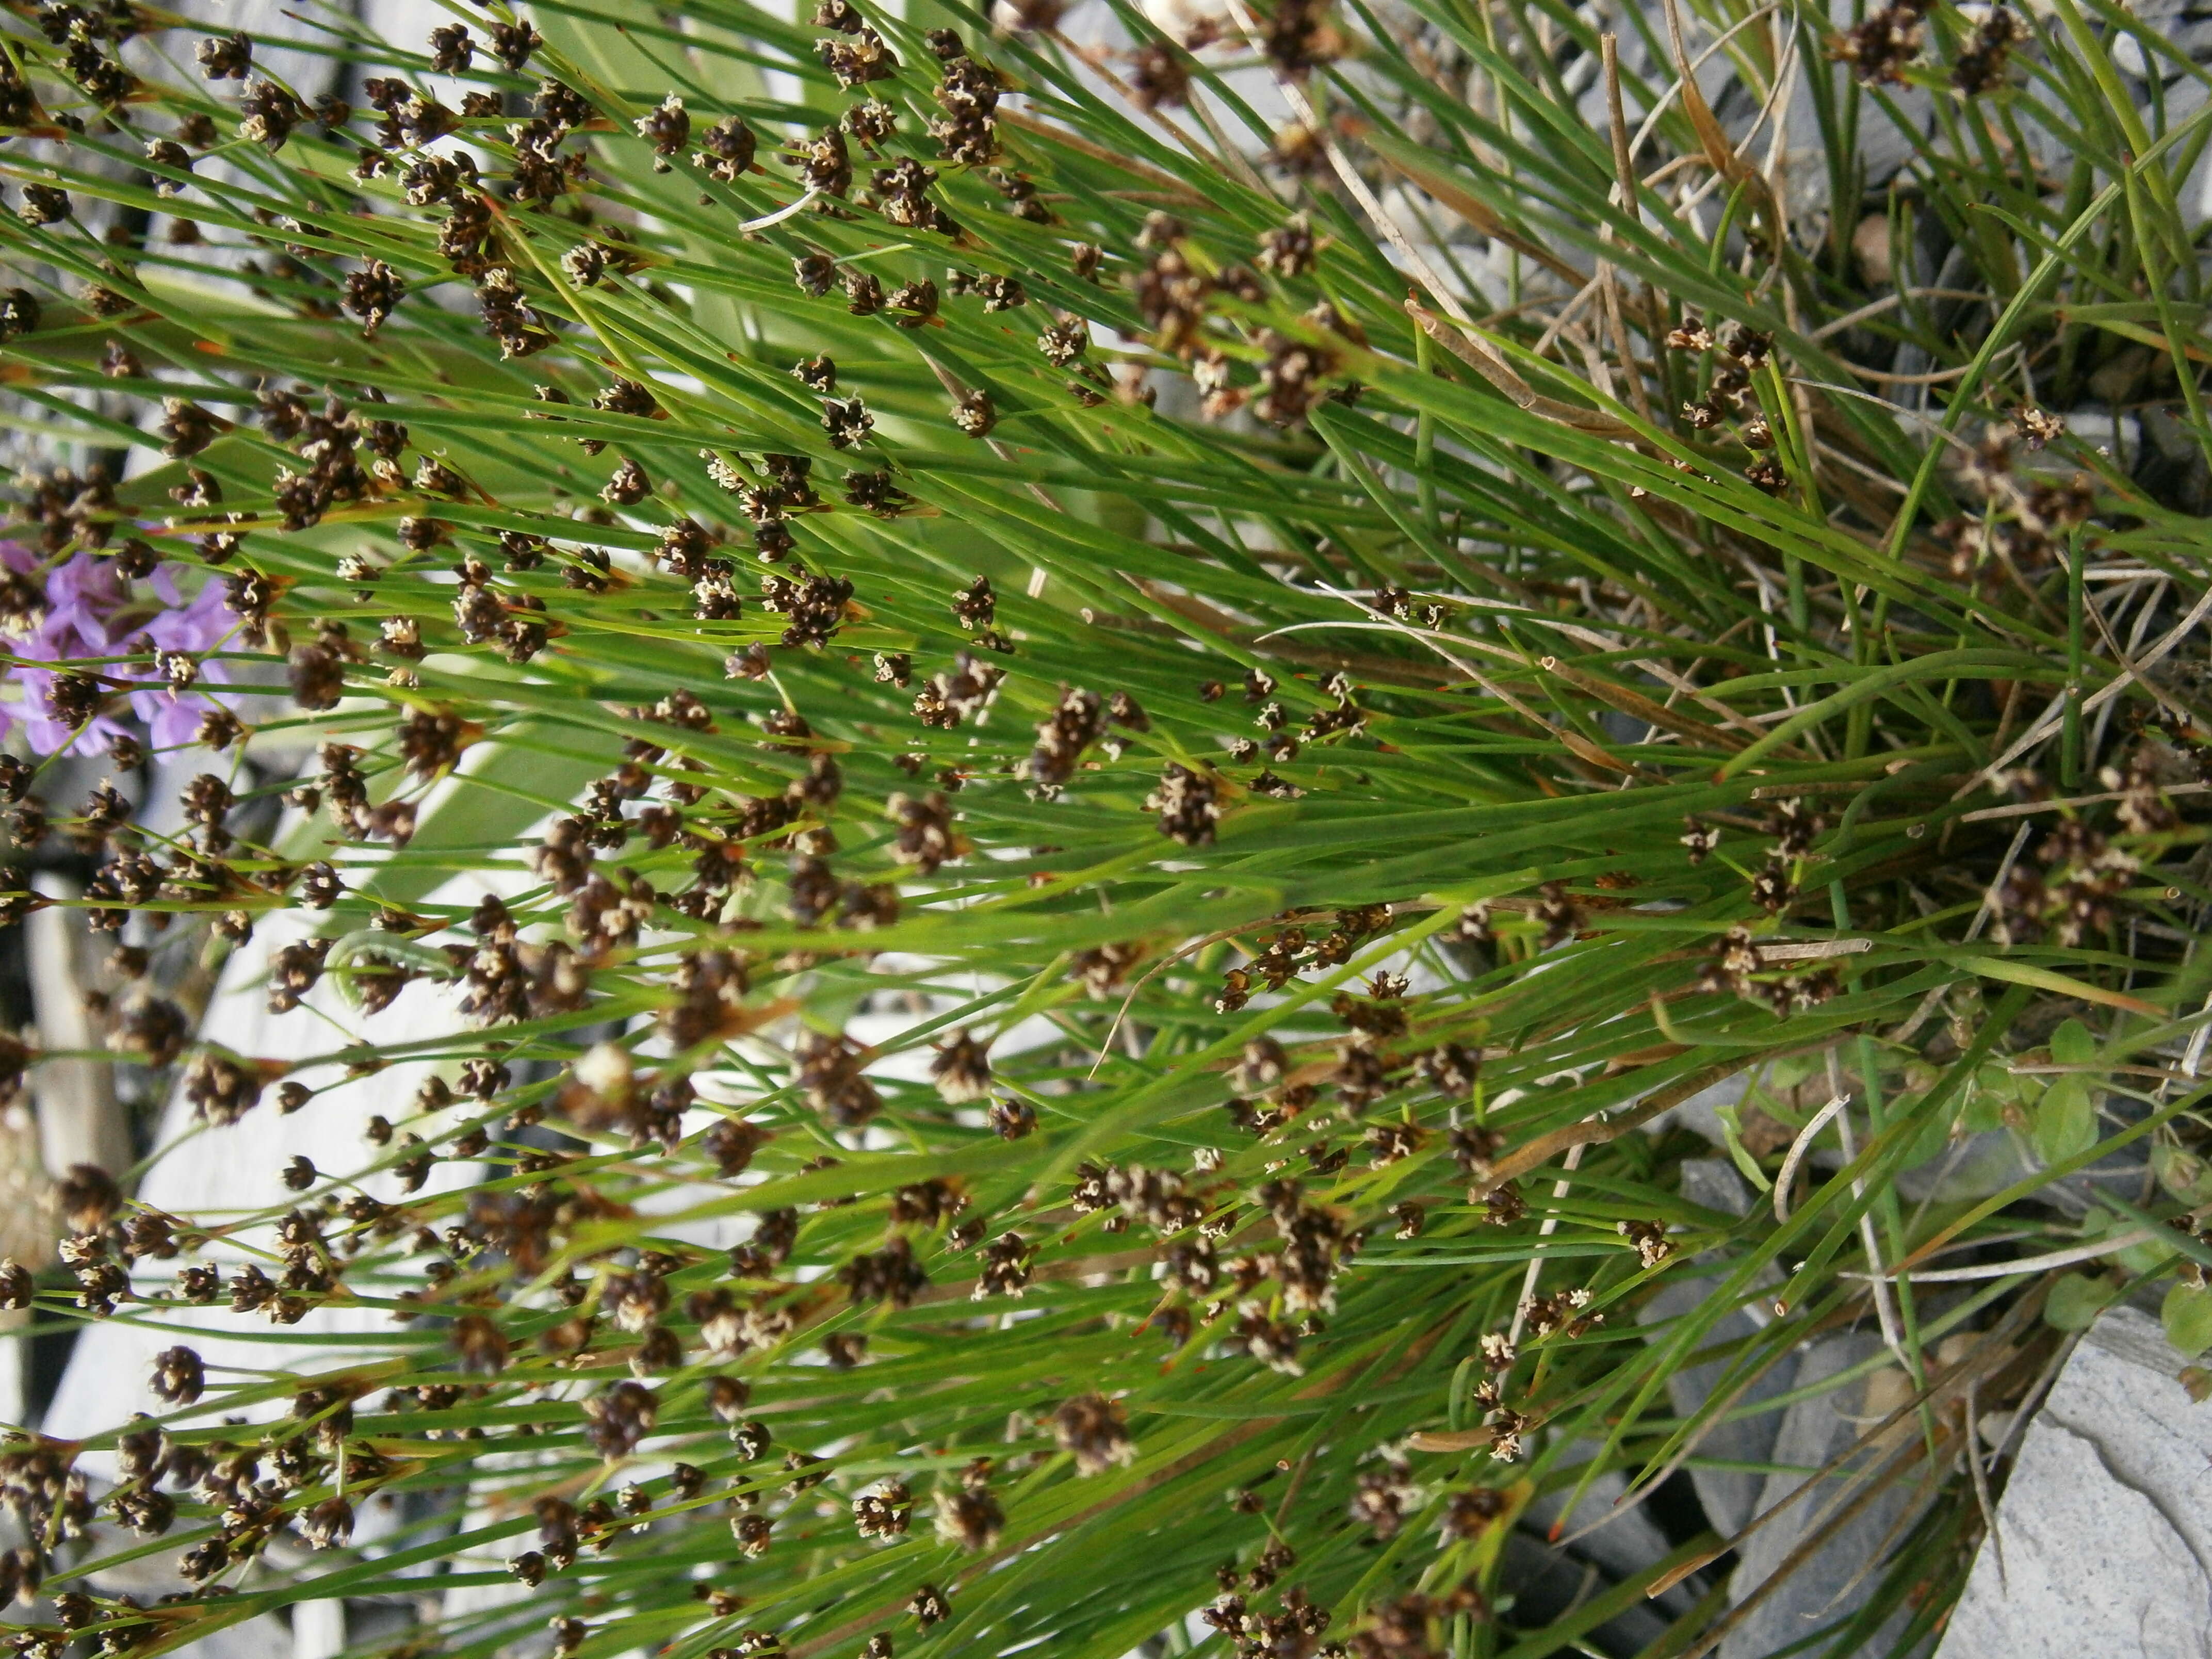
<box><xmin>0</xmin><ymin>0</ymin><xmax>2206</xmax><ymax>1655</ymax></box>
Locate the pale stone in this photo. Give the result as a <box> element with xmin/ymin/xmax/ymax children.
<box><xmin>1938</xmin><ymin>1306</ymin><xmax>2212</xmax><ymax>1659</ymax></box>
<box><xmin>1719</xmin><ymin>1333</ymin><xmax>1925</xmax><ymax>1659</ymax></box>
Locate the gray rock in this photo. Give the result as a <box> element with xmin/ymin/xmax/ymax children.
<box><xmin>1499</xmin><ymin>1529</ymin><xmax>1676</xmax><ymax>1655</ymax></box>
<box><xmin>1719</xmin><ymin>1332</ymin><xmax>1926</xmax><ymax>1659</ymax></box>
<box><xmin>1937</xmin><ymin>1306</ymin><xmax>2212</xmax><ymax>1659</ymax></box>
<box><xmin>1638</xmin><ymin>1161</ymin><xmax>1801</xmax><ymax>1538</ymax></box>
<box><xmin>1679</xmin><ymin>1158</ymin><xmax>1754</xmax><ymax>1222</ymax></box>
<box><xmin>2139</xmin><ymin>405</ymin><xmax>2212</xmax><ymax>516</ymax></box>
<box><xmin>1522</xmin><ymin>1442</ymin><xmax>1700</xmax><ymax>1616</ymax></box>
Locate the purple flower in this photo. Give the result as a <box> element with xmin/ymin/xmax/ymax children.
<box><xmin>129</xmin><ymin>579</ymin><xmax>237</xmax><ymax>750</ymax></box>
<box><xmin>0</xmin><ymin>541</ymin><xmax>241</xmax><ymax>756</ymax></box>
<box><xmin>42</xmin><ymin>552</ymin><xmax>129</xmax><ymax>653</ymax></box>
<box><xmin>5</xmin><ymin>630</ymin><xmax>134</xmax><ymax>757</ymax></box>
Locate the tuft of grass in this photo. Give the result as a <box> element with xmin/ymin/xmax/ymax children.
<box><xmin>0</xmin><ymin>0</ymin><xmax>2205</xmax><ymax>1654</ymax></box>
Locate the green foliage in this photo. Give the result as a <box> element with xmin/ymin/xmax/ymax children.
<box><xmin>0</xmin><ymin>0</ymin><xmax>2207</xmax><ymax>1654</ymax></box>
<box><xmin>2162</xmin><ymin>1280</ymin><xmax>2212</xmax><ymax>1357</ymax></box>
<box><xmin>2044</xmin><ymin>1272</ymin><xmax>2120</xmax><ymax>1331</ymax></box>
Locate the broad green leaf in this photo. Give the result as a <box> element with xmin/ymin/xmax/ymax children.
<box><xmin>2034</xmin><ymin>1076</ymin><xmax>2097</xmax><ymax>1165</ymax></box>
<box><xmin>2164</xmin><ymin>1281</ymin><xmax>2212</xmax><ymax>1358</ymax></box>
<box><xmin>2046</xmin><ymin>1272</ymin><xmax>2123</xmax><ymax>1331</ymax></box>
<box><xmin>2050</xmin><ymin>1018</ymin><xmax>2097</xmax><ymax>1068</ymax></box>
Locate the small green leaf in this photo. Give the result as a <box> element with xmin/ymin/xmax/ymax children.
<box><xmin>1959</xmin><ymin>1077</ymin><xmax>2008</xmax><ymax>1135</ymax></box>
<box><xmin>2033</xmin><ymin>1075</ymin><xmax>2095</xmax><ymax>1164</ymax></box>
<box><xmin>2163</xmin><ymin>1281</ymin><xmax>2212</xmax><ymax>1358</ymax></box>
<box><xmin>1714</xmin><ymin>1102</ymin><xmax>1773</xmax><ymax>1192</ymax></box>
<box><xmin>2050</xmin><ymin>1017</ymin><xmax>2097</xmax><ymax>1068</ymax></box>
<box><xmin>1767</xmin><ymin>1053</ymin><xmax>1822</xmax><ymax>1090</ymax></box>
<box><xmin>2046</xmin><ymin>1272</ymin><xmax>2121</xmax><ymax>1331</ymax></box>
